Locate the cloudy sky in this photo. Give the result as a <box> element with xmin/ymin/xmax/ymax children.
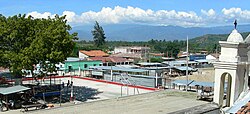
<box><xmin>1</xmin><ymin>0</ymin><xmax>250</xmax><ymax>27</ymax></box>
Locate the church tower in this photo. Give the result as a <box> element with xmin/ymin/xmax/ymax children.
<box><xmin>213</xmin><ymin>27</ymin><xmax>249</xmax><ymax>107</ymax></box>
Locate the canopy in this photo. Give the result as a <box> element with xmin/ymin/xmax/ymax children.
<box><xmin>0</xmin><ymin>85</ymin><xmax>30</xmax><ymax>95</ymax></box>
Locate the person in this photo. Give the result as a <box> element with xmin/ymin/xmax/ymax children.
<box><xmin>67</xmin><ymin>80</ymin><xmax>70</xmax><ymax>87</ymax></box>
<box><xmin>71</xmin><ymin>81</ymin><xmax>73</xmax><ymax>87</ymax></box>
<box><xmin>2</xmin><ymin>100</ymin><xmax>8</xmax><ymax>111</ymax></box>
<box><xmin>62</xmin><ymin>82</ymin><xmax>64</xmax><ymax>88</ymax></box>
<box><xmin>9</xmin><ymin>100</ymin><xmax>14</xmax><ymax>109</ymax></box>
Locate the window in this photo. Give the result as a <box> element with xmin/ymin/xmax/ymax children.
<box><xmin>93</xmin><ymin>64</ymin><xmax>96</xmax><ymax>66</ymax></box>
<box><xmin>84</xmin><ymin>64</ymin><xmax>88</xmax><ymax>68</ymax></box>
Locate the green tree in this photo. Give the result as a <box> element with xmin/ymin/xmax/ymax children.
<box><xmin>0</xmin><ymin>14</ymin><xmax>77</xmax><ymax>78</ymax></box>
<box><xmin>91</xmin><ymin>21</ymin><xmax>106</xmax><ymax>47</ymax></box>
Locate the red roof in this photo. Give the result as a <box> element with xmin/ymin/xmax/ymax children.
<box><xmin>79</xmin><ymin>50</ymin><xmax>109</xmax><ymax>57</ymax></box>
<box><xmin>89</xmin><ymin>57</ymin><xmax>129</xmax><ymax>63</ymax></box>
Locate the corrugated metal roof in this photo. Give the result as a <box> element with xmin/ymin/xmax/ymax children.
<box><xmin>164</xmin><ymin>60</ymin><xmax>197</xmax><ymax>66</ymax></box>
<box><xmin>0</xmin><ymin>85</ymin><xmax>30</xmax><ymax>95</ymax></box>
<box><xmin>195</xmin><ymin>59</ymin><xmax>208</xmax><ymax>63</ymax></box>
<box><xmin>172</xmin><ymin>80</ymin><xmax>214</xmax><ymax>87</ymax></box>
<box><xmin>90</xmin><ymin>66</ymin><xmax>148</xmax><ymax>73</ymax></box>
<box><xmin>174</xmin><ymin>66</ymin><xmax>195</xmax><ymax>71</ymax></box>
<box><xmin>137</xmin><ymin>62</ymin><xmax>162</xmax><ymax>66</ymax></box>
<box><xmin>66</xmin><ymin>57</ymin><xmax>80</xmax><ymax>62</ymax></box>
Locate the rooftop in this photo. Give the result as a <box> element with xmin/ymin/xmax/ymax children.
<box><xmin>26</xmin><ymin>90</ymin><xmax>216</xmax><ymax>114</ymax></box>
<box><xmin>0</xmin><ymin>85</ymin><xmax>30</xmax><ymax>95</ymax></box>
<box><xmin>90</xmin><ymin>66</ymin><xmax>148</xmax><ymax>73</ymax></box>
<box><xmin>89</xmin><ymin>56</ymin><xmax>130</xmax><ymax>63</ymax></box>
<box><xmin>79</xmin><ymin>50</ymin><xmax>109</xmax><ymax>57</ymax></box>
<box><xmin>227</xmin><ymin>29</ymin><xmax>243</xmax><ymax>43</ymax></box>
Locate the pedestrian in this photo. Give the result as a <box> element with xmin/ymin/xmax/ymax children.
<box><xmin>71</xmin><ymin>81</ymin><xmax>73</xmax><ymax>87</ymax></box>
<box><xmin>62</xmin><ymin>82</ymin><xmax>64</xmax><ymax>88</ymax></box>
<box><xmin>9</xmin><ymin>100</ymin><xmax>14</xmax><ymax>109</ymax></box>
<box><xmin>67</xmin><ymin>80</ymin><xmax>70</xmax><ymax>88</ymax></box>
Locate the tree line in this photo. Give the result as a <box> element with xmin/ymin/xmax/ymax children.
<box><xmin>78</xmin><ymin>21</ymin><xmax>221</xmax><ymax>58</ymax></box>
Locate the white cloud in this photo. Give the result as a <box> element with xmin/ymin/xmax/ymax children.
<box><xmin>222</xmin><ymin>7</ymin><xmax>250</xmax><ymax>20</ymax></box>
<box><xmin>201</xmin><ymin>9</ymin><xmax>216</xmax><ymax>17</ymax></box>
<box><xmin>62</xmin><ymin>11</ymin><xmax>76</xmax><ymax>22</ymax></box>
<box><xmin>76</xmin><ymin>6</ymin><xmax>203</xmax><ymax>26</ymax></box>
<box><xmin>27</xmin><ymin>11</ymin><xmax>55</xmax><ymax>19</ymax></box>
<box><xmin>26</xmin><ymin>6</ymin><xmax>250</xmax><ymax>27</ymax></box>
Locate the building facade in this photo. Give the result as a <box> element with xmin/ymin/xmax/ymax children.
<box><xmin>64</xmin><ymin>59</ymin><xmax>102</xmax><ymax>76</ymax></box>
<box><xmin>112</xmin><ymin>46</ymin><xmax>150</xmax><ymax>61</ymax></box>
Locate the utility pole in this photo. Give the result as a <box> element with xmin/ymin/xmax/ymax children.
<box><xmin>186</xmin><ymin>36</ymin><xmax>189</xmax><ymax>92</ymax></box>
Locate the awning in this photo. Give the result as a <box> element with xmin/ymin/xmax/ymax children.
<box><xmin>0</xmin><ymin>85</ymin><xmax>30</xmax><ymax>95</ymax></box>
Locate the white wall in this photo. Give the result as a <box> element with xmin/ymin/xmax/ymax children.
<box><xmin>79</xmin><ymin>51</ymin><xmax>89</xmax><ymax>59</ymax></box>
<box><xmin>114</xmin><ymin>48</ymin><xmax>127</xmax><ymax>54</ymax></box>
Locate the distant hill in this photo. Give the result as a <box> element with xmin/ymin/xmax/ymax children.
<box><xmin>189</xmin><ymin>32</ymin><xmax>250</xmax><ymax>48</ymax></box>
<box><xmin>72</xmin><ymin>24</ymin><xmax>250</xmax><ymax>41</ymax></box>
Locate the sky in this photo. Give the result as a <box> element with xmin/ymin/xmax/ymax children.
<box><xmin>1</xmin><ymin>0</ymin><xmax>250</xmax><ymax>27</ymax></box>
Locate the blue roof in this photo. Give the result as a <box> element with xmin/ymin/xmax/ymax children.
<box><xmin>90</xmin><ymin>66</ymin><xmax>148</xmax><ymax>73</ymax></box>
<box><xmin>172</xmin><ymin>80</ymin><xmax>214</xmax><ymax>87</ymax></box>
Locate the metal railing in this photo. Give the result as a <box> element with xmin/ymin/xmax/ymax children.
<box><xmin>120</xmin><ymin>73</ymin><xmax>139</xmax><ymax>97</ymax></box>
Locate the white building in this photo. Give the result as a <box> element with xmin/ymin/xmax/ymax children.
<box><xmin>213</xmin><ymin>28</ymin><xmax>250</xmax><ymax>113</ymax></box>
<box><xmin>113</xmin><ymin>46</ymin><xmax>150</xmax><ymax>60</ymax></box>
<box><xmin>114</xmin><ymin>46</ymin><xmax>150</xmax><ymax>54</ymax></box>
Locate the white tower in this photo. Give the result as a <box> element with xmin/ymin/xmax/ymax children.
<box><xmin>213</xmin><ymin>29</ymin><xmax>249</xmax><ymax>107</ymax></box>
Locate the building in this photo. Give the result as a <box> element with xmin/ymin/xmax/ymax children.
<box><xmin>64</xmin><ymin>57</ymin><xmax>102</xmax><ymax>76</ymax></box>
<box><xmin>149</xmin><ymin>53</ymin><xmax>164</xmax><ymax>58</ymax></box>
<box><xmin>79</xmin><ymin>50</ymin><xmax>109</xmax><ymax>59</ymax></box>
<box><xmin>213</xmin><ymin>27</ymin><xmax>250</xmax><ymax>113</ymax></box>
<box><xmin>112</xmin><ymin>46</ymin><xmax>150</xmax><ymax>60</ymax></box>
<box><xmin>89</xmin><ymin>56</ymin><xmax>132</xmax><ymax>66</ymax></box>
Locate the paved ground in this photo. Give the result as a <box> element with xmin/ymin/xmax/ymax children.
<box><xmin>60</xmin><ymin>77</ymin><xmax>153</xmax><ymax>101</ymax></box>
<box><xmin>26</xmin><ymin>90</ymin><xmax>208</xmax><ymax>114</ymax></box>
<box><xmin>1</xmin><ymin>77</ymin><xmax>211</xmax><ymax>114</ymax></box>
<box><xmin>2</xmin><ymin>77</ymin><xmax>154</xmax><ymax>114</ymax></box>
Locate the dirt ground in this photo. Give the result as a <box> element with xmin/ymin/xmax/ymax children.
<box><xmin>173</xmin><ymin>67</ymin><xmax>215</xmax><ymax>82</ymax></box>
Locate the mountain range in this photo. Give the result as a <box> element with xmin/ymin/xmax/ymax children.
<box><xmin>72</xmin><ymin>24</ymin><xmax>250</xmax><ymax>41</ymax></box>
